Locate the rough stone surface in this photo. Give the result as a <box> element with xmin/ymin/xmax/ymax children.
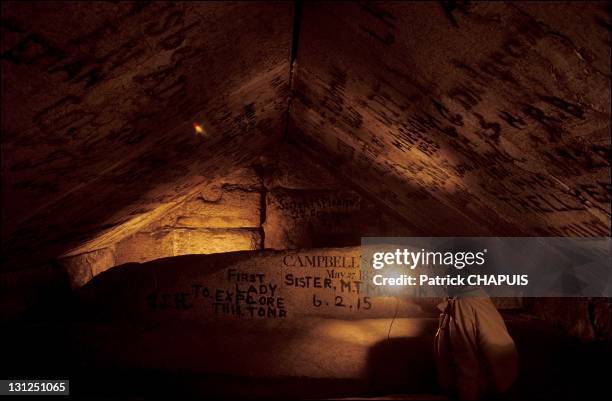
<box><xmin>264</xmin><ymin>188</ymin><xmax>363</xmax><ymax>249</ymax></box>
<box><xmin>77</xmin><ymin>247</ymin><xmax>424</xmax><ymax>322</ymax></box>
<box><xmin>261</xmin><ymin>144</ymin><xmax>417</xmax><ymax>249</ymax></box>
<box><xmin>1</xmin><ymin>1</ymin><xmax>293</xmax><ymax>270</ymax></box>
<box><xmin>56</xmin><ymin>146</ymin><xmax>416</xmax><ymax>286</ymax></box>
<box><xmin>114</xmin><ymin>228</ymin><xmax>262</xmax><ymax>266</ymax></box>
<box><xmin>1</xmin><ymin>2</ymin><xmax>609</xmax><ymax>344</ymax></box>
<box><xmin>114</xmin><ymin>231</ymin><xmax>175</xmax><ymax>266</ymax></box>
<box><xmin>289</xmin><ymin>2</ymin><xmax>611</xmax><ymax>237</ymax></box>
<box><xmin>154</xmin><ymin>189</ymin><xmax>262</xmax><ymax>229</ymax></box>
<box><xmin>261</xmin><ymin>144</ymin><xmax>340</xmax><ymax>190</ymax></box>
<box><xmin>172</xmin><ymin>228</ymin><xmax>262</xmax><ymax>257</ymax></box>
<box><xmin>108</xmin><ymin>165</ymin><xmax>265</xmax><ymax>266</ymax></box>
<box><xmin>60</xmin><ymin>247</ymin><xmax>115</xmax><ymax>288</ymax></box>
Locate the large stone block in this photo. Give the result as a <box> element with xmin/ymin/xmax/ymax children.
<box><xmin>59</xmin><ymin>247</ymin><xmax>116</xmax><ymax>288</ymax></box>
<box><xmin>114</xmin><ymin>228</ymin><xmax>262</xmax><ymax>266</ymax></box>
<box><xmin>264</xmin><ymin>188</ymin><xmax>364</xmax><ymax>249</ymax></box>
<box><xmin>185</xmin><ymin>167</ymin><xmax>263</xmax><ymax>202</ymax></box>
<box><xmin>172</xmin><ymin>228</ymin><xmax>261</xmax><ymax>255</ymax></box>
<box><xmin>114</xmin><ymin>230</ymin><xmax>175</xmax><ymax>266</ymax></box>
<box><xmin>157</xmin><ymin>189</ymin><xmax>261</xmax><ymax>229</ymax></box>
<box><xmin>76</xmin><ymin>247</ymin><xmax>424</xmax><ymax>323</ymax></box>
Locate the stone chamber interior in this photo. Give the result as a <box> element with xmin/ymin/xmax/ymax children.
<box><xmin>0</xmin><ymin>1</ymin><xmax>610</xmax><ymax>400</ymax></box>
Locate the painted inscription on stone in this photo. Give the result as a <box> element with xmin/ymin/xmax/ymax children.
<box><xmin>139</xmin><ymin>249</ymin><xmax>416</xmax><ymax>321</ymax></box>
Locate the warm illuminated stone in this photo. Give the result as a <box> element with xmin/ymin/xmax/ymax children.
<box><xmin>172</xmin><ymin>228</ymin><xmax>261</xmax><ymax>255</ymax></box>
<box><xmin>158</xmin><ymin>189</ymin><xmax>261</xmax><ymax>229</ymax></box>
<box><xmin>60</xmin><ymin>248</ymin><xmax>115</xmax><ymax>288</ymax></box>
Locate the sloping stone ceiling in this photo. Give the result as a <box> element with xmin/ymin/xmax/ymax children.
<box><xmin>289</xmin><ymin>1</ymin><xmax>611</xmax><ymax>236</ymax></box>
<box><xmin>1</xmin><ymin>1</ymin><xmax>293</xmax><ymax>270</ymax></box>
<box><xmin>1</xmin><ymin>1</ymin><xmax>610</xmax><ymax>271</ymax></box>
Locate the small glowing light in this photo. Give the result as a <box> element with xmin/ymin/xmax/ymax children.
<box><xmin>193</xmin><ymin>122</ymin><xmax>205</xmax><ymax>135</ymax></box>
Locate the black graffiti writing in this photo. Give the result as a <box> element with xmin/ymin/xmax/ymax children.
<box><xmin>282</xmin><ymin>254</ymin><xmax>359</xmax><ymax>268</ymax></box>
<box><xmin>312</xmin><ymin>294</ymin><xmax>372</xmax><ymax>310</ymax></box>
<box><xmin>284</xmin><ymin>273</ymin><xmax>332</xmax><ymax>289</ymax></box>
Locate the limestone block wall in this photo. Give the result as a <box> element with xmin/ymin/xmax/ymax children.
<box><xmin>113</xmin><ymin>167</ymin><xmax>264</xmax><ymax>266</ymax></box>
<box><xmin>10</xmin><ymin>144</ymin><xmax>607</xmax><ymax>343</ymax></box>
<box><xmin>58</xmin><ymin>144</ymin><xmax>415</xmax><ymax>288</ymax></box>
<box><xmin>261</xmin><ymin>144</ymin><xmax>416</xmax><ymax>249</ymax></box>
<box><xmin>72</xmin><ymin>248</ymin><xmax>438</xmax><ymax>392</ymax></box>
<box><xmin>77</xmin><ymin>247</ymin><xmax>423</xmax><ymax>322</ymax></box>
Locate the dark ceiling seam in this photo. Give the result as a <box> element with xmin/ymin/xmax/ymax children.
<box><xmin>282</xmin><ymin>0</ymin><xmax>303</xmax><ymax>140</ymax></box>
<box><xmin>277</xmin><ymin>2</ymin><xmax>422</xmax><ymax>233</ymax></box>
